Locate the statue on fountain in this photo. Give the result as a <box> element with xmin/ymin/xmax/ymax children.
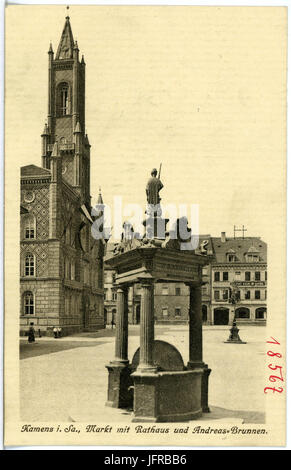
<box><xmin>146</xmin><ymin>167</ymin><xmax>163</xmax><ymax>217</ymax></box>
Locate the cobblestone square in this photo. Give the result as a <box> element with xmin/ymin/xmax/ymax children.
<box><xmin>20</xmin><ymin>325</ymin><xmax>266</xmax><ymax>424</ymax></box>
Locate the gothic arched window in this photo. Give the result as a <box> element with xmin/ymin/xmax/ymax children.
<box><xmin>57</xmin><ymin>82</ymin><xmax>70</xmax><ymax>116</ymax></box>
<box><xmin>25</xmin><ymin>253</ymin><xmax>35</xmax><ymax>276</ymax></box>
<box><xmin>23</xmin><ymin>291</ymin><xmax>34</xmax><ymax>315</ymax></box>
<box><xmin>23</xmin><ymin>214</ymin><xmax>36</xmax><ymax>239</ymax></box>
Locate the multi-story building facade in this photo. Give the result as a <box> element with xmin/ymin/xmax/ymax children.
<box><xmin>104</xmin><ymin>233</ymin><xmax>267</xmax><ymax>326</ymax></box>
<box><xmin>104</xmin><ymin>243</ymin><xmax>189</xmax><ymax>325</ymax></box>
<box><xmin>202</xmin><ymin>233</ymin><xmax>267</xmax><ymax>325</ymax></box>
<box><xmin>20</xmin><ymin>16</ymin><xmax>105</xmax><ymax>336</ymax></box>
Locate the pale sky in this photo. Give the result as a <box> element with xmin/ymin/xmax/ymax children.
<box><xmin>5</xmin><ymin>5</ymin><xmax>286</xmax><ymax>242</ymax></box>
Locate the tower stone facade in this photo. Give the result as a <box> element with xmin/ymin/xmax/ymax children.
<box><xmin>20</xmin><ymin>17</ymin><xmax>105</xmax><ymax>336</ymax></box>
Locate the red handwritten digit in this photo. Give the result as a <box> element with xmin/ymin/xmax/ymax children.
<box><xmin>266</xmin><ymin>337</ymin><xmax>280</xmax><ymax>345</ymax></box>
<box><xmin>264</xmin><ymin>387</ymin><xmax>283</xmax><ymax>394</ymax></box>
<box><xmin>268</xmin><ymin>364</ymin><xmax>282</xmax><ymax>371</ymax></box>
<box><xmin>268</xmin><ymin>364</ymin><xmax>283</xmax><ymax>379</ymax></box>
<box><xmin>267</xmin><ymin>351</ymin><xmax>282</xmax><ymax>358</ymax></box>
<box><xmin>268</xmin><ymin>364</ymin><xmax>284</xmax><ymax>382</ymax></box>
<box><xmin>269</xmin><ymin>375</ymin><xmax>284</xmax><ymax>383</ymax></box>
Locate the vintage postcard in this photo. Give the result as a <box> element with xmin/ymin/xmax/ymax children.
<box><xmin>4</xmin><ymin>4</ymin><xmax>287</xmax><ymax>448</ymax></box>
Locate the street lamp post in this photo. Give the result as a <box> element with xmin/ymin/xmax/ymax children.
<box><xmin>224</xmin><ymin>284</ymin><xmax>247</xmax><ymax>344</ymax></box>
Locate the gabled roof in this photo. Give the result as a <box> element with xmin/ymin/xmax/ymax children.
<box><xmin>21</xmin><ymin>165</ymin><xmax>51</xmax><ymax>177</ymax></box>
<box><xmin>211</xmin><ymin>237</ymin><xmax>267</xmax><ymax>263</ymax></box>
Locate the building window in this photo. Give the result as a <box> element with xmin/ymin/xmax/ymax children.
<box><xmin>112</xmin><ymin>291</ymin><xmax>117</xmax><ymax>301</ymax></box>
<box><xmin>175</xmin><ymin>287</ymin><xmax>181</xmax><ymax>296</ymax></box>
<box><xmin>228</xmin><ymin>254</ymin><xmax>236</xmax><ymax>262</ymax></box>
<box><xmin>265</xmin><ymin>271</ymin><xmax>267</xmax><ymax>281</ymax></box>
<box><xmin>162</xmin><ymin>308</ymin><xmax>168</xmax><ymax>317</ymax></box>
<box><xmin>162</xmin><ymin>284</ymin><xmax>168</xmax><ymax>295</ymax></box>
<box><xmin>23</xmin><ymin>291</ymin><xmax>34</xmax><ymax>315</ymax></box>
<box><xmin>222</xmin><ymin>289</ymin><xmax>228</xmax><ymax>300</ymax></box>
<box><xmin>214</xmin><ymin>272</ymin><xmax>220</xmax><ymax>282</ymax></box>
<box><xmin>25</xmin><ymin>253</ymin><xmax>35</xmax><ymax>276</ymax></box>
<box><xmin>235</xmin><ymin>272</ymin><xmax>241</xmax><ymax>279</ymax></box>
<box><xmin>202</xmin><ymin>286</ymin><xmax>207</xmax><ymax>295</ymax></box>
<box><xmin>104</xmin><ymin>289</ymin><xmax>107</xmax><ymax>300</ymax></box>
<box><xmin>57</xmin><ymin>82</ymin><xmax>70</xmax><ymax>116</ymax></box>
<box><xmin>70</xmin><ymin>261</ymin><xmax>75</xmax><ymax>280</ymax></box>
<box><xmin>255</xmin><ymin>290</ymin><xmax>261</xmax><ymax>299</ymax></box>
<box><xmin>65</xmin><ymin>258</ymin><xmax>71</xmax><ymax>279</ymax></box>
<box><xmin>175</xmin><ymin>307</ymin><xmax>181</xmax><ymax>316</ymax></box>
<box><xmin>214</xmin><ymin>290</ymin><xmax>220</xmax><ymax>301</ymax></box>
<box><xmin>245</xmin><ymin>290</ymin><xmax>251</xmax><ymax>300</ymax></box>
<box><xmin>256</xmin><ymin>307</ymin><xmax>266</xmax><ymax>319</ymax></box>
<box><xmin>246</xmin><ymin>254</ymin><xmax>259</xmax><ymax>262</ymax></box>
<box><xmin>255</xmin><ymin>272</ymin><xmax>261</xmax><ymax>281</ymax></box>
<box><xmin>236</xmin><ymin>307</ymin><xmax>250</xmax><ymax>319</ymax></box>
<box><xmin>24</xmin><ymin>215</ymin><xmax>36</xmax><ymax>239</ymax></box>
<box><xmin>223</xmin><ymin>272</ymin><xmax>229</xmax><ymax>281</ymax></box>
<box><xmin>245</xmin><ymin>272</ymin><xmax>251</xmax><ymax>281</ymax></box>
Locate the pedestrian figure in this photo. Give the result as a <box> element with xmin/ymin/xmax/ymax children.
<box><xmin>111</xmin><ymin>318</ymin><xmax>115</xmax><ymax>329</ymax></box>
<box><xmin>53</xmin><ymin>326</ymin><xmax>58</xmax><ymax>339</ymax></box>
<box><xmin>28</xmin><ymin>322</ymin><xmax>35</xmax><ymax>343</ymax></box>
<box><xmin>57</xmin><ymin>327</ymin><xmax>62</xmax><ymax>338</ymax></box>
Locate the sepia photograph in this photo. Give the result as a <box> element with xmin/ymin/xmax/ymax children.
<box><xmin>4</xmin><ymin>4</ymin><xmax>286</xmax><ymax>447</ymax></box>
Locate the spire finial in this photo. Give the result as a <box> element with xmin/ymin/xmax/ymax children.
<box><xmin>97</xmin><ymin>188</ymin><xmax>104</xmax><ymax>204</ymax></box>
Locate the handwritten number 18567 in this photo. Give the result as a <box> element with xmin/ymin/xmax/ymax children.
<box><xmin>264</xmin><ymin>338</ymin><xmax>284</xmax><ymax>394</ymax></box>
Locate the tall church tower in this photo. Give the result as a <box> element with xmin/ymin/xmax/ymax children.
<box><xmin>41</xmin><ymin>16</ymin><xmax>90</xmax><ymax>205</ymax></box>
<box><xmin>20</xmin><ymin>16</ymin><xmax>105</xmax><ymax>337</ymax></box>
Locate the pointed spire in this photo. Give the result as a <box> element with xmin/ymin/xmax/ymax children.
<box><xmin>55</xmin><ymin>16</ymin><xmax>74</xmax><ymax>60</ymax></box>
<box><xmin>48</xmin><ymin>43</ymin><xmax>54</xmax><ymax>55</ymax></box>
<box><xmin>98</xmin><ymin>188</ymin><xmax>104</xmax><ymax>205</ymax></box>
<box><xmin>81</xmin><ymin>55</ymin><xmax>85</xmax><ymax>65</ymax></box>
<box><xmin>84</xmin><ymin>134</ymin><xmax>90</xmax><ymax>146</ymax></box>
<box><xmin>74</xmin><ymin>121</ymin><xmax>81</xmax><ymax>134</ymax></box>
<box><xmin>41</xmin><ymin>123</ymin><xmax>49</xmax><ymax>136</ymax></box>
<box><xmin>51</xmin><ymin>141</ymin><xmax>60</xmax><ymax>157</ymax></box>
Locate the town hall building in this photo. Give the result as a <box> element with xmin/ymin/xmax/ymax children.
<box><xmin>20</xmin><ymin>16</ymin><xmax>105</xmax><ymax>336</ymax></box>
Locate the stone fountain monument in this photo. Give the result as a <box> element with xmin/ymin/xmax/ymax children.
<box><xmin>105</xmin><ymin>169</ymin><xmax>211</xmax><ymax>422</ymax></box>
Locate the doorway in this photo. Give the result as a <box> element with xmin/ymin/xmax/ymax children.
<box><xmin>214</xmin><ymin>308</ymin><xmax>229</xmax><ymax>325</ymax></box>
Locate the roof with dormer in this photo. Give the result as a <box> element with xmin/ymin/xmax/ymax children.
<box><xmin>210</xmin><ymin>237</ymin><xmax>267</xmax><ymax>264</ymax></box>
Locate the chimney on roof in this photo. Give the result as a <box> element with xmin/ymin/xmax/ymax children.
<box><xmin>221</xmin><ymin>232</ymin><xmax>226</xmax><ymax>243</ymax></box>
